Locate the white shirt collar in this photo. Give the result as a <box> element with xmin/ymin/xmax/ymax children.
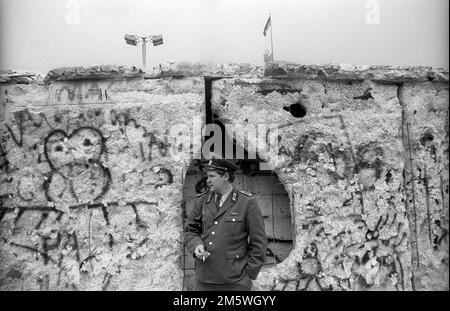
<box><xmin>215</xmin><ymin>187</ymin><xmax>233</xmax><ymax>207</ymax></box>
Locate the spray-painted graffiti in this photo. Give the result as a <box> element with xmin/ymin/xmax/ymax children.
<box><xmin>0</xmin><ymin>143</ymin><xmax>9</xmax><ymax>173</ymax></box>
<box><xmin>110</xmin><ymin>109</ymin><xmax>169</xmax><ymax>162</ymax></box>
<box><xmin>43</xmin><ymin>127</ymin><xmax>111</xmax><ymax>204</ymax></box>
<box><xmin>5</xmin><ymin>110</ymin><xmax>52</xmax><ymax>148</ymax></box>
<box><xmin>276</xmin><ymin>243</ymin><xmax>328</xmax><ymax>291</ymax></box>
<box><xmin>123</xmin><ymin>166</ymin><xmax>173</xmax><ymax>190</ymax></box>
<box><xmin>49</xmin><ymin>81</ymin><xmax>113</xmax><ymax>105</ymax></box>
<box><xmin>269</xmin><ymin>113</ymin><xmax>411</xmax><ymax>291</ymax></box>
<box><xmin>0</xmin><ymin>107</ymin><xmax>178</xmax><ymax>290</ymax></box>
<box><xmin>1</xmin><ymin>109</ymin><xmax>176</xmax><ymax>201</ymax></box>
<box><xmin>0</xmin><ymin>200</ymin><xmax>162</xmax><ymax>290</ymax></box>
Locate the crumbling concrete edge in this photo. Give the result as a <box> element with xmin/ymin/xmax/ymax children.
<box><xmin>265</xmin><ymin>62</ymin><xmax>449</xmax><ymax>83</ymax></box>
<box><xmin>4</xmin><ymin>61</ymin><xmax>447</xmax><ymax>85</ymax></box>
<box><xmin>0</xmin><ymin>70</ymin><xmax>45</xmax><ymax>85</ymax></box>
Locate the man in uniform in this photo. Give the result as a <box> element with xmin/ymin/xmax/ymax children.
<box><xmin>185</xmin><ymin>158</ymin><xmax>268</xmax><ymax>291</ymax></box>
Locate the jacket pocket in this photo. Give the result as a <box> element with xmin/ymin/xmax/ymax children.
<box><xmin>226</xmin><ymin>247</ymin><xmax>248</xmax><ymax>259</ymax></box>
<box><xmin>226</xmin><ymin>246</ymin><xmax>248</xmax><ymax>278</ymax></box>
<box><xmin>224</xmin><ymin>216</ymin><xmax>243</xmax><ymax>235</ymax></box>
<box><xmin>225</xmin><ymin>216</ymin><xmax>243</xmax><ymax>223</ymax></box>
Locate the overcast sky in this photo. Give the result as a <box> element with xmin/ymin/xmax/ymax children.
<box><xmin>0</xmin><ymin>0</ymin><xmax>448</xmax><ymax>74</ymax></box>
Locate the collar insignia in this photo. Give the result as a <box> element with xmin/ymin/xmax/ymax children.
<box><xmin>231</xmin><ymin>191</ymin><xmax>237</xmax><ymax>203</ymax></box>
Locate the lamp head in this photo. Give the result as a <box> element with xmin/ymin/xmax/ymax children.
<box><xmin>152</xmin><ymin>35</ymin><xmax>163</xmax><ymax>46</ymax></box>
<box><xmin>124</xmin><ymin>34</ymin><xmax>139</xmax><ymax>46</ymax></box>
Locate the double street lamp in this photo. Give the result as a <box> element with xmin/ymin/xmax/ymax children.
<box><xmin>124</xmin><ymin>34</ymin><xmax>163</xmax><ymax>69</ymax></box>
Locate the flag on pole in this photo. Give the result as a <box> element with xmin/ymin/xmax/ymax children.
<box><xmin>263</xmin><ymin>16</ymin><xmax>271</xmax><ymax>36</ymax></box>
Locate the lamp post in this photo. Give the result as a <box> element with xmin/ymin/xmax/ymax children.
<box><xmin>124</xmin><ymin>34</ymin><xmax>163</xmax><ymax>69</ymax></box>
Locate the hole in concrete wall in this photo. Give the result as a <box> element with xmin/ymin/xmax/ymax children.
<box><xmin>353</xmin><ymin>88</ymin><xmax>373</xmax><ymax>100</ymax></box>
<box><xmin>182</xmin><ymin>159</ymin><xmax>293</xmax><ymax>290</ymax></box>
<box><xmin>420</xmin><ymin>131</ymin><xmax>434</xmax><ymax>145</ymax></box>
<box><xmin>181</xmin><ymin>121</ymin><xmax>293</xmax><ymax>290</ymax></box>
<box><xmin>283</xmin><ymin>102</ymin><xmax>307</xmax><ymax>118</ymax></box>
<box><xmin>83</xmin><ymin>138</ymin><xmax>92</xmax><ymax>146</ymax></box>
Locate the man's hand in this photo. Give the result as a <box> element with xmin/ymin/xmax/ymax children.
<box><xmin>194</xmin><ymin>244</ymin><xmax>210</xmax><ymax>261</ymax></box>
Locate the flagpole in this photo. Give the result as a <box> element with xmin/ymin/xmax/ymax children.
<box><xmin>142</xmin><ymin>38</ymin><xmax>147</xmax><ymax>69</ymax></box>
<box><xmin>269</xmin><ymin>13</ymin><xmax>274</xmax><ymax>61</ymax></box>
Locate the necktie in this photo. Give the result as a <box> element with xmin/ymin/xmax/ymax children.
<box><xmin>215</xmin><ymin>194</ymin><xmax>222</xmax><ymax>210</ymax></box>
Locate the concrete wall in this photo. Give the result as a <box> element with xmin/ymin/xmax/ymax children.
<box><xmin>0</xmin><ymin>65</ymin><xmax>205</xmax><ymax>290</ymax></box>
<box><xmin>0</xmin><ymin>62</ymin><xmax>448</xmax><ymax>290</ymax></box>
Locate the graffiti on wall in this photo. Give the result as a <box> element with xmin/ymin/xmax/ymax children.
<box><xmin>268</xmin><ymin>114</ymin><xmax>413</xmax><ymax>291</ymax></box>
<box><xmin>0</xmin><ymin>107</ymin><xmax>177</xmax><ymax>290</ymax></box>
<box><xmin>43</xmin><ymin>126</ymin><xmax>111</xmax><ymax>204</ymax></box>
<box><xmin>48</xmin><ymin>81</ymin><xmax>115</xmax><ymax>106</ymax></box>
<box><xmin>109</xmin><ymin>109</ymin><xmax>170</xmax><ymax>162</ymax></box>
<box><xmin>0</xmin><ymin>200</ymin><xmax>159</xmax><ymax>290</ymax></box>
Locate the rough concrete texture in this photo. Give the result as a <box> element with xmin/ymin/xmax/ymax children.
<box><xmin>265</xmin><ymin>62</ymin><xmax>449</xmax><ymax>83</ymax></box>
<box><xmin>211</xmin><ymin>64</ymin><xmax>448</xmax><ymax>291</ymax></box>
<box><xmin>399</xmin><ymin>82</ymin><xmax>449</xmax><ymax>290</ymax></box>
<box><xmin>44</xmin><ymin>65</ymin><xmax>146</xmax><ymax>83</ymax></box>
<box><xmin>0</xmin><ymin>74</ymin><xmax>204</xmax><ymax>290</ymax></box>
<box><xmin>0</xmin><ymin>62</ymin><xmax>448</xmax><ymax>291</ymax></box>
<box><xmin>0</xmin><ymin>70</ymin><xmax>45</xmax><ymax>85</ymax></box>
<box><xmin>43</xmin><ymin>63</ymin><xmax>264</xmax><ymax>83</ymax></box>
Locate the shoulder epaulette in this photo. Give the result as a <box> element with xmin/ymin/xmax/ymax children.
<box><xmin>240</xmin><ymin>190</ymin><xmax>253</xmax><ymax>197</ymax></box>
<box><xmin>197</xmin><ymin>190</ymin><xmax>209</xmax><ymax>197</ymax></box>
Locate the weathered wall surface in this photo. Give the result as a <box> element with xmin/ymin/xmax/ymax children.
<box><xmin>0</xmin><ymin>66</ymin><xmax>205</xmax><ymax>290</ymax></box>
<box><xmin>212</xmin><ymin>63</ymin><xmax>449</xmax><ymax>291</ymax></box>
<box><xmin>0</xmin><ymin>63</ymin><xmax>448</xmax><ymax>290</ymax></box>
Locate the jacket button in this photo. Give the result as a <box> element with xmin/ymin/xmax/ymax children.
<box><xmin>214</xmin><ymin>221</ymin><xmax>218</xmax><ymax>225</ymax></box>
<box><xmin>236</xmin><ymin>255</ymin><xmax>239</xmax><ymax>258</ymax></box>
<box><xmin>209</xmin><ymin>241</ymin><xmax>213</xmax><ymax>245</ymax></box>
<box><xmin>232</xmin><ymin>218</ymin><xmax>236</xmax><ymax>222</ymax></box>
<box><xmin>211</xmin><ymin>231</ymin><xmax>215</xmax><ymax>235</ymax></box>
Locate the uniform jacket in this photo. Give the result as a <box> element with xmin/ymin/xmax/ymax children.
<box><xmin>185</xmin><ymin>185</ymin><xmax>268</xmax><ymax>284</ymax></box>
